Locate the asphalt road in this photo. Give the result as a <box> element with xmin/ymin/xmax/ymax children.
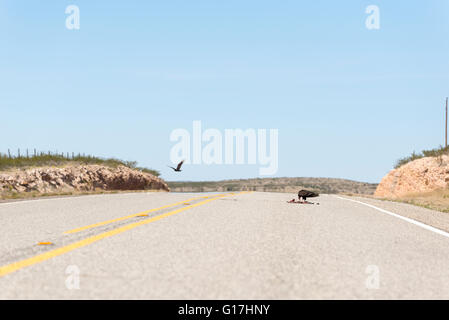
<box><xmin>1</xmin><ymin>191</ymin><xmax>449</xmax><ymax>299</ymax></box>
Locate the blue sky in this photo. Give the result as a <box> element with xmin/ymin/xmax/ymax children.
<box><xmin>1</xmin><ymin>0</ymin><xmax>448</xmax><ymax>183</ymax></box>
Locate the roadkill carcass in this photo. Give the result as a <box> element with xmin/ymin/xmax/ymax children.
<box><xmin>287</xmin><ymin>189</ymin><xmax>320</xmax><ymax>205</ymax></box>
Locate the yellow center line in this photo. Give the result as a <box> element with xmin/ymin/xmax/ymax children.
<box><xmin>0</xmin><ymin>192</ymin><xmax>248</xmax><ymax>278</ymax></box>
<box><xmin>64</xmin><ymin>193</ymin><xmax>225</xmax><ymax>234</ymax></box>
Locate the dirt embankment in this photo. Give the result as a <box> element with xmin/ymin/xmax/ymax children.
<box><xmin>0</xmin><ymin>165</ymin><xmax>169</xmax><ymax>197</ymax></box>
<box><xmin>375</xmin><ymin>155</ymin><xmax>449</xmax><ymax>198</ymax></box>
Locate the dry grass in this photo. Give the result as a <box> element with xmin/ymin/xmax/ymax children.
<box><xmin>350</xmin><ymin>189</ymin><xmax>449</xmax><ymax>213</ymax></box>
<box><xmin>391</xmin><ymin>190</ymin><xmax>449</xmax><ymax>213</ymax></box>
<box><xmin>395</xmin><ymin>145</ymin><xmax>449</xmax><ymax>168</ymax></box>
<box><xmin>0</xmin><ymin>153</ymin><xmax>160</xmax><ymax>176</ymax></box>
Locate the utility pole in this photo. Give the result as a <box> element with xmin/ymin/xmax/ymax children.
<box><xmin>446</xmin><ymin>97</ymin><xmax>448</xmax><ymax>148</ymax></box>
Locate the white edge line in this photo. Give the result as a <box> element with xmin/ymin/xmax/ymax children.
<box><xmin>334</xmin><ymin>195</ymin><xmax>449</xmax><ymax>239</ymax></box>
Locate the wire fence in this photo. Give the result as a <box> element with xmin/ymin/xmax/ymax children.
<box><xmin>1</xmin><ymin>148</ymin><xmax>90</xmax><ymax>160</ymax></box>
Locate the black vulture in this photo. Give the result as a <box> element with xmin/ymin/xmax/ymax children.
<box><xmin>298</xmin><ymin>189</ymin><xmax>319</xmax><ymax>202</ymax></box>
<box><xmin>168</xmin><ymin>160</ymin><xmax>184</xmax><ymax>172</ymax></box>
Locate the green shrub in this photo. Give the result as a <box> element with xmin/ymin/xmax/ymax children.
<box><xmin>395</xmin><ymin>145</ymin><xmax>449</xmax><ymax>169</ymax></box>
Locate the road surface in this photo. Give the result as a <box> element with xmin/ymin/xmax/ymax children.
<box><xmin>1</xmin><ymin>191</ymin><xmax>449</xmax><ymax>299</ymax></box>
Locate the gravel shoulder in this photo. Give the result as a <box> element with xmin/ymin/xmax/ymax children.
<box><xmin>343</xmin><ymin>195</ymin><xmax>449</xmax><ymax>234</ymax></box>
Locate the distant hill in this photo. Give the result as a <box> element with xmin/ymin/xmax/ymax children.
<box><xmin>167</xmin><ymin>177</ymin><xmax>378</xmax><ymax>195</ymax></box>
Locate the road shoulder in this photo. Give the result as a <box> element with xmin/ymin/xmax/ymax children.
<box><xmin>338</xmin><ymin>195</ymin><xmax>449</xmax><ymax>234</ymax></box>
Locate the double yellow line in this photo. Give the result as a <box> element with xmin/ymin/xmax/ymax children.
<box><xmin>0</xmin><ymin>192</ymin><xmax>247</xmax><ymax>278</ymax></box>
<box><xmin>64</xmin><ymin>193</ymin><xmax>221</xmax><ymax>234</ymax></box>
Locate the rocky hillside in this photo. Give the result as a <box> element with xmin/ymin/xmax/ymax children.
<box><xmin>168</xmin><ymin>177</ymin><xmax>378</xmax><ymax>195</ymax></box>
<box><xmin>375</xmin><ymin>155</ymin><xmax>449</xmax><ymax>198</ymax></box>
<box><xmin>0</xmin><ymin>165</ymin><xmax>169</xmax><ymax>197</ymax></box>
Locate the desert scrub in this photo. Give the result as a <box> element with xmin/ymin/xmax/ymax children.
<box><xmin>0</xmin><ymin>152</ymin><xmax>160</xmax><ymax>176</ymax></box>
<box><xmin>395</xmin><ymin>145</ymin><xmax>449</xmax><ymax>169</ymax></box>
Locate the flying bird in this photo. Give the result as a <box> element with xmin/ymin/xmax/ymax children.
<box><xmin>168</xmin><ymin>160</ymin><xmax>184</xmax><ymax>172</ymax></box>
<box><xmin>297</xmin><ymin>189</ymin><xmax>319</xmax><ymax>203</ymax></box>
